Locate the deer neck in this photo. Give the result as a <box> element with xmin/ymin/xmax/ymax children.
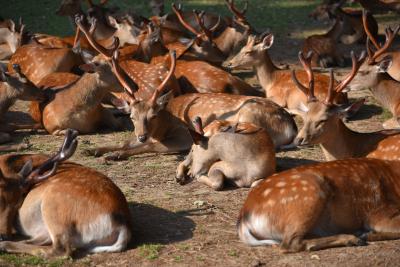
<box><xmin>214</xmin><ymin>27</ymin><xmax>239</xmax><ymax>56</ymax></box>
<box><xmin>254</xmin><ymin>50</ymin><xmax>279</xmax><ymax>92</ymax></box>
<box><xmin>320</xmin><ymin>118</ymin><xmax>385</xmax><ymax>161</ymax></box>
<box><xmin>326</xmin><ymin>19</ymin><xmax>344</xmax><ymax>40</ymax></box>
<box><xmin>68</xmin><ymin>73</ymin><xmax>113</xmax><ymax>106</ymax></box>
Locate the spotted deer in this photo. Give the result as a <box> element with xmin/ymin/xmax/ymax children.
<box><xmin>0</xmin><ymin>19</ymin><xmax>25</xmax><ymax>60</ymax></box>
<box><xmin>309</xmin><ymin>2</ymin><xmax>378</xmax><ymax>44</ymax></box>
<box><xmin>0</xmin><ymin>129</ymin><xmax>131</xmax><ymax>257</ymax></box>
<box><xmin>85</xmin><ymin>49</ymin><xmax>297</xmax><ymax>160</ymax></box>
<box><xmin>292</xmin><ymin>50</ymin><xmax>400</xmax><ymax>161</ymax></box>
<box><xmin>176</xmin><ymin>118</ymin><xmax>275</xmax><ymax>190</ymax></box>
<box><xmin>133</xmin><ymin>23</ymin><xmax>262</xmax><ymax>96</ymax></box>
<box><xmin>238</xmin><ymin>157</ymin><xmax>400</xmax><ymax>252</ymax></box>
<box><xmin>0</xmin><ymin>65</ymin><xmax>46</xmax><ymax>151</ymax></box>
<box><xmin>226</xmin><ymin>34</ymin><xmax>350</xmax><ymax>117</ymax></box>
<box><xmin>348</xmin><ymin>13</ymin><xmax>400</xmax><ymax>129</ymax></box>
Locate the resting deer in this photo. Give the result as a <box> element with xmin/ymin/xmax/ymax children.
<box><xmin>0</xmin><ymin>19</ymin><xmax>25</xmax><ymax>60</ymax></box>
<box><xmin>238</xmin><ymin>156</ymin><xmax>400</xmax><ymax>252</ymax></box>
<box><xmin>292</xmin><ymin>50</ymin><xmax>400</xmax><ymax>161</ymax></box>
<box><xmin>302</xmin><ymin>16</ymin><xmax>345</xmax><ymax>67</ymax></box>
<box><xmin>134</xmin><ymin>23</ymin><xmax>262</xmax><ymax>96</ymax></box>
<box><xmin>176</xmin><ymin>118</ymin><xmax>275</xmax><ymax>190</ymax></box>
<box><xmin>85</xmin><ymin>49</ymin><xmax>297</xmax><ymax>160</ymax></box>
<box><xmin>27</xmin><ymin>39</ymin><xmax>125</xmax><ymax>135</ymax></box>
<box><xmin>348</xmin><ymin>12</ymin><xmax>400</xmax><ymax>128</ymax></box>
<box><xmin>0</xmin><ymin>65</ymin><xmax>46</xmax><ymax>151</ymax></box>
<box><xmin>309</xmin><ymin>1</ymin><xmax>378</xmax><ymax>45</ymax></box>
<box><xmin>226</xmin><ymin>34</ymin><xmax>350</xmax><ymax>117</ymax></box>
<box><xmin>0</xmin><ymin>129</ymin><xmax>131</xmax><ymax>257</ymax></box>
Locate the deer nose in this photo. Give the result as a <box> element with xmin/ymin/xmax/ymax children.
<box><xmin>138</xmin><ymin>135</ymin><xmax>148</xmax><ymax>143</ymax></box>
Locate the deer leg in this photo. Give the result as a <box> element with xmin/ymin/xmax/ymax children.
<box><xmin>104</xmin><ymin>137</ymin><xmax>192</xmax><ymax>161</ymax></box>
<box><xmin>362</xmin><ymin>207</ymin><xmax>400</xmax><ymax>242</ymax></box>
<box><xmin>0</xmin><ymin>241</ymin><xmax>54</xmax><ymax>257</ymax></box>
<box><xmin>83</xmin><ymin>139</ymin><xmax>136</xmax><ymax>157</ymax></box>
<box><xmin>176</xmin><ymin>150</ymin><xmax>193</xmax><ymax>184</ymax></box>
<box><xmin>196</xmin><ymin>161</ymin><xmax>231</xmax><ymax>190</ymax></box>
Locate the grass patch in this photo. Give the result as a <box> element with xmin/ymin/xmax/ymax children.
<box><xmin>0</xmin><ymin>253</ymin><xmax>70</xmax><ymax>267</ymax></box>
<box><xmin>138</xmin><ymin>244</ymin><xmax>163</xmax><ymax>260</ymax></box>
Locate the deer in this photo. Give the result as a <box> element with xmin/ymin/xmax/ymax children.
<box><xmin>150</xmin><ymin>0</ymin><xmax>165</xmax><ymax>16</ymax></box>
<box><xmin>302</xmin><ymin>16</ymin><xmax>345</xmax><ymax>68</ymax></box>
<box><xmin>0</xmin><ymin>129</ymin><xmax>132</xmax><ymax>257</ymax></box>
<box><xmin>347</xmin><ymin>11</ymin><xmax>400</xmax><ymax>129</ymax></box>
<box><xmin>291</xmin><ymin>50</ymin><xmax>400</xmax><ymax>161</ymax></box>
<box><xmin>225</xmin><ymin>34</ymin><xmax>351</xmax><ymax>118</ymax></box>
<box><xmin>25</xmin><ymin>39</ymin><xmax>126</xmax><ymax>135</ymax></box>
<box><xmin>309</xmin><ymin>1</ymin><xmax>379</xmax><ymax>45</ymax></box>
<box><xmin>84</xmin><ymin>49</ymin><xmax>297</xmax><ymax>161</ymax></box>
<box><xmin>133</xmin><ymin>23</ymin><xmax>263</xmax><ymax>96</ymax></box>
<box><xmin>176</xmin><ymin>117</ymin><xmax>275</xmax><ymax>190</ymax></box>
<box><xmin>353</xmin><ymin>0</ymin><xmax>400</xmax><ymax>14</ymax></box>
<box><xmin>0</xmin><ymin>64</ymin><xmax>47</xmax><ymax>151</ymax></box>
<box><xmin>238</xmin><ymin>156</ymin><xmax>400</xmax><ymax>252</ymax></box>
<box><xmin>0</xmin><ymin>19</ymin><xmax>25</xmax><ymax>60</ymax></box>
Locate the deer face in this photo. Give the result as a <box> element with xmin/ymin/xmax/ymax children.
<box><xmin>294</xmin><ymin>101</ymin><xmax>363</xmax><ymax>146</ymax></box>
<box><xmin>108</xmin><ymin>17</ymin><xmax>140</xmax><ymax>46</ymax></box>
<box><xmin>348</xmin><ymin>56</ymin><xmax>392</xmax><ymax>91</ymax></box>
<box><xmin>226</xmin><ymin>34</ymin><xmax>273</xmax><ymax>69</ymax></box>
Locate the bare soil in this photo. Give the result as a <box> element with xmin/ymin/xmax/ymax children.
<box><xmin>1</xmin><ymin>12</ymin><xmax>400</xmax><ymax>267</ymax></box>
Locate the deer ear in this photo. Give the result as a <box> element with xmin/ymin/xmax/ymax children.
<box><xmin>156</xmin><ymin>90</ymin><xmax>173</xmax><ymax>109</ymax></box>
<box><xmin>18</xmin><ymin>159</ymin><xmax>33</xmax><ymax>179</ymax></box>
<box><xmin>261</xmin><ymin>34</ymin><xmax>274</xmax><ymax>50</ymax></box>
<box><xmin>377</xmin><ymin>55</ymin><xmax>393</xmax><ymax>73</ymax></box>
<box><xmin>108</xmin><ymin>16</ymin><xmax>119</xmax><ymax>29</ymax></box>
<box><xmin>111</xmin><ymin>97</ymin><xmax>131</xmax><ymax>114</ymax></box>
<box><xmin>331</xmin><ymin>98</ymin><xmax>365</xmax><ymax>118</ymax></box>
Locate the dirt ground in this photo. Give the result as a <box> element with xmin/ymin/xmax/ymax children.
<box><xmin>1</xmin><ymin>9</ymin><xmax>400</xmax><ymax>267</ymax></box>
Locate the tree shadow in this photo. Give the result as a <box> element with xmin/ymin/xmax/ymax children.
<box><xmin>128</xmin><ymin>202</ymin><xmax>196</xmax><ymax>247</ymax></box>
<box><xmin>347</xmin><ymin>103</ymin><xmax>383</xmax><ymax>121</ymax></box>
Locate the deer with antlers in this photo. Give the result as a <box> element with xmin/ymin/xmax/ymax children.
<box><xmin>238</xmin><ymin>156</ymin><xmax>400</xmax><ymax>252</ymax></box>
<box><xmin>85</xmin><ymin>46</ymin><xmax>297</xmax><ymax>160</ymax></box>
<box><xmin>291</xmin><ymin>50</ymin><xmax>400</xmax><ymax>161</ymax></box>
<box><xmin>0</xmin><ymin>65</ymin><xmax>46</xmax><ymax>152</ymax></box>
<box><xmin>226</xmin><ymin>34</ymin><xmax>351</xmax><ymax>118</ymax></box>
<box><xmin>348</xmin><ymin>11</ymin><xmax>400</xmax><ymax>128</ymax></box>
<box><xmin>0</xmin><ymin>129</ymin><xmax>131</xmax><ymax>257</ymax></box>
<box><xmin>176</xmin><ymin>117</ymin><xmax>276</xmax><ymax>190</ymax></box>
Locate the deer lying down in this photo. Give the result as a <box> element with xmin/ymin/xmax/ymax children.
<box><xmin>0</xmin><ymin>64</ymin><xmax>46</xmax><ymax>151</ymax></box>
<box><xmin>176</xmin><ymin>118</ymin><xmax>275</xmax><ymax>190</ymax></box>
<box><xmin>238</xmin><ymin>157</ymin><xmax>400</xmax><ymax>252</ymax></box>
<box><xmin>0</xmin><ymin>129</ymin><xmax>131</xmax><ymax>257</ymax></box>
<box><xmin>292</xmin><ymin>50</ymin><xmax>400</xmax><ymax>161</ymax></box>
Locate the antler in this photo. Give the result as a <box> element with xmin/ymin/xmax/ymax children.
<box><xmin>291</xmin><ymin>51</ymin><xmax>316</xmax><ymax>102</ymax></box>
<box><xmin>172</xmin><ymin>3</ymin><xmax>200</xmax><ymax>36</ymax></box>
<box><xmin>148</xmin><ymin>50</ymin><xmax>177</xmax><ymax>107</ymax></box>
<box><xmin>23</xmin><ymin>129</ymin><xmax>78</xmax><ymax>187</ymax></box>
<box><xmin>111</xmin><ymin>37</ymin><xmax>139</xmax><ymax>98</ymax></box>
<box><xmin>362</xmin><ymin>10</ymin><xmax>379</xmax><ymax>49</ymax></box>
<box><xmin>75</xmin><ymin>15</ymin><xmax>114</xmax><ymax>58</ymax></box>
<box><xmin>225</xmin><ymin>0</ymin><xmax>248</xmax><ymax>21</ymax></box>
<box><xmin>367</xmin><ymin>26</ymin><xmax>400</xmax><ymax>64</ymax></box>
<box><xmin>322</xmin><ymin>51</ymin><xmax>366</xmax><ymax>105</ymax></box>
<box><xmin>193</xmin><ymin>10</ymin><xmax>221</xmax><ymax>41</ymax></box>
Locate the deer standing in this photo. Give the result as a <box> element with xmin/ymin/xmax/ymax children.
<box><xmin>292</xmin><ymin>50</ymin><xmax>400</xmax><ymax>161</ymax></box>
<box><xmin>176</xmin><ymin>118</ymin><xmax>275</xmax><ymax>190</ymax></box>
<box><xmin>238</xmin><ymin>157</ymin><xmax>400</xmax><ymax>252</ymax></box>
<box><xmin>226</xmin><ymin>34</ymin><xmax>350</xmax><ymax>117</ymax></box>
<box><xmin>0</xmin><ymin>129</ymin><xmax>131</xmax><ymax>257</ymax></box>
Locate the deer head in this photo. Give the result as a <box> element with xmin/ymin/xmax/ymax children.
<box><xmin>292</xmin><ymin>51</ymin><xmax>366</xmax><ymax>146</ymax></box>
<box><xmin>172</xmin><ymin>3</ymin><xmax>225</xmax><ymax>63</ymax></box>
<box><xmin>349</xmin><ymin>10</ymin><xmax>399</xmax><ymax>91</ymax></box>
<box><xmin>0</xmin><ymin>19</ymin><xmax>25</xmax><ymax>53</ymax></box>
<box><xmin>0</xmin><ymin>64</ymin><xmax>46</xmax><ymax>102</ymax></box>
<box><xmin>111</xmin><ymin>49</ymin><xmax>177</xmax><ymax>143</ymax></box>
<box><xmin>150</xmin><ymin>0</ymin><xmax>165</xmax><ymax>16</ymax></box>
<box><xmin>107</xmin><ymin>16</ymin><xmax>141</xmax><ymax>46</ymax></box>
<box><xmin>0</xmin><ymin>129</ymin><xmax>78</xmax><ymax>240</ymax></box>
<box><xmin>225</xmin><ymin>33</ymin><xmax>273</xmax><ymax>69</ymax></box>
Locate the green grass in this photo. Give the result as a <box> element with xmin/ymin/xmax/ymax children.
<box><xmin>0</xmin><ymin>253</ymin><xmax>70</xmax><ymax>267</ymax></box>
<box><xmin>2</xmin><ymin>0</ymin><xmax>321</xmax><ymax>36</ymax></box>
<box><xmin>138</xmin><ymin>243</ymin><xmax>164</xmax><ymax>260</ymax></box>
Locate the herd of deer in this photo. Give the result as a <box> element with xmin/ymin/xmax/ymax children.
<box><xmin>0</xmin><ymin>0</ymin><xmax>400</xmax><ymax>259</ymax></box>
